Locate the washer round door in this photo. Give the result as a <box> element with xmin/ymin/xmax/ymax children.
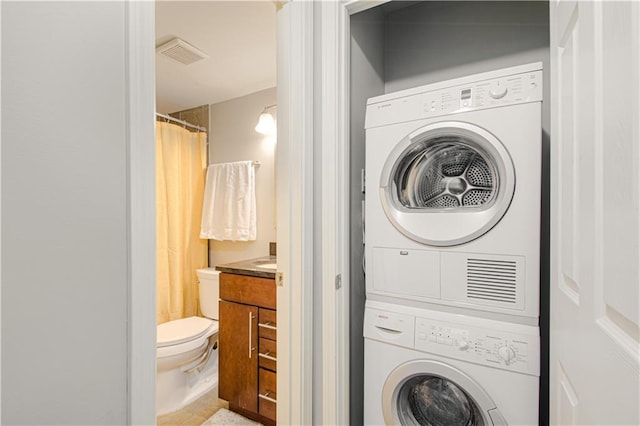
<box><xmin>382</xmin><ymin>360</ymin><xmax>506</xmax><ymax>426</ymax></box>
<box><xmin>380</xmin><ymin>121</ymin><xmax>515</xmax><ymax>246</ymax></box>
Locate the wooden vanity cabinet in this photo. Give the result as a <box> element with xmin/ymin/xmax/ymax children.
<box><xmin>219</xmin><ymin>272</ymin><xmax>277</xmax><ymax>425</ymax></box>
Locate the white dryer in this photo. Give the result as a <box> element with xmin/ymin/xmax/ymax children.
<box><xmin>363</xmin><ymin>301</ymin><xmax>540</xmax><ymax>425</ymax></box>
<box><xmin>365</xmin><ymin>63</ymin><xmax>543</xmax><ymax>324</ymax></box>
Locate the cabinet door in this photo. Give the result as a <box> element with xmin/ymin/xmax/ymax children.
<box><xmin>219</xmin><ymin>300</ymin><xmax>259</xmax><ymax>412</ymax></box>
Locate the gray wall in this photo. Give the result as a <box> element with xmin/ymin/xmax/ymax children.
<box><xmin>208</xmin><ymin>87</ymin><xmax>277</xmax><ymax>266</ymax></box>
<box><xmin>385</xmin><ymin>1</ymin><xmax>550</xmax><ymax>98</ymax></box>
<box><xmin>349</xmin><ymin>7</ymin><xmax>385</xmax><ymax>426</ymax></box>
<box><xmin>2</xmin><ymin>2</ymin><xmax>129</xmax><ymax>424</ymax></box>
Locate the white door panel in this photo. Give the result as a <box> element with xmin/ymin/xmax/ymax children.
<box><xmin>550</xmin><ymin>1</ymin><xmax>640</xmax><ymax>424</ymax></box>
<box><xmin>600</xmin><ymin>1</ymin><xmax>640</xmax><ymax>337</ymax></box>
<box><xmin>372</xmin><ymin>247</ymin><xmax>441</xmax><ymax>299</ymax></box>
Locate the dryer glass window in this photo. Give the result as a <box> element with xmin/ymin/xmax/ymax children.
<box><xmin>396</xmin><ymin>375</ymin><xmax>485</xmax><ymax>426</ymax></box>
<box><xmin>392</xmin><ymin>137</ymin><xmax>499</xmax><ymax>210</ymax></box>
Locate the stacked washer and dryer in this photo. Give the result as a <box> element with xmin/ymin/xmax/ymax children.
<box><xmin>363</xmin><ymin>63</ymin><xmax>543</xmax><ymax>425</ymax></box>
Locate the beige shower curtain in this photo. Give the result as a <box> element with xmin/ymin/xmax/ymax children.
<box><xmin>156</xmin><ymin>121</ymin><xmax>208</xmax><ymax>324</ymax></box>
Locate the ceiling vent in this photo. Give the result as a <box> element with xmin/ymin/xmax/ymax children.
<box><xmin>156</xmin><ymin>38</ymin><xmax>208</xmax><ymax>65</ymax></box>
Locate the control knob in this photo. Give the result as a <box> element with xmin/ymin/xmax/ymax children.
<box><xmin>498</xmin><ymin>345</ymin><xmax>516</xmax><ymax>365</ymax></box>
<box><xmin>457</xmin><ymin>340</ymin><xmax>469</xmax><ymax>351</ymax></box>
<box><xmin>489</xmin><ymin>82</ymin><xmax>508</xmax><ymax>99</ymax></box>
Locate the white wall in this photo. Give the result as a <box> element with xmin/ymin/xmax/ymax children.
<box><xmin>1</xmin><ymin>2</ymin><xmax>130</xmax><ymax>424</ymax></box>
<box><xmin>208</xmin><ymin>87</ymin><xmax>277</xmax><ymax>266</ymax></box>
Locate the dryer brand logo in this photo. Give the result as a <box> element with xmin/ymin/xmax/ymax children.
<box><xmin>377</xmin><ymin>314</ymin><xmax>389</xmax><ymax>320</ymax></box>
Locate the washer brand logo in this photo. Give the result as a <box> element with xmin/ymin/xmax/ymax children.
<box><xmin>377</xmin><ymin>314</ymin><xmax>389</xmax><ymax>319</ymax></box>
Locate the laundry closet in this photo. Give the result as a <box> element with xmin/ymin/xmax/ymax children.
<box><xmin>346</xmin><ymin>2</ymin><xmax>550</xmax><ymax>425</ymax></box>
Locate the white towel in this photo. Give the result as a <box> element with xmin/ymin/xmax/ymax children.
<box><xmin>200</xmin><ymin>161</ymin><xmax>257</xmax><ymax>241</ymax></box>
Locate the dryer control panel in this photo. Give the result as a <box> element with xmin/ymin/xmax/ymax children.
<box><xmin>415</xmin><ymin>316</ymin><xmax>540</xmax><ymax>376</ymax></box>
<box><xmin>365</xmin><ymin>63</ymin><xmax>543</xmax><ymax>129</ymax></box>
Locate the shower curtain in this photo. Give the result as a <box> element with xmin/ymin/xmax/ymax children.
<box><xmin>156</xmin><ymin>121</ymin><xmax>208</xmax><ymax>324</ymax></box>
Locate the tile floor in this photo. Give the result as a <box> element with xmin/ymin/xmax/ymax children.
<box><xmin>157</xmin><ymin>388</ymin><xmax>228</xmax><ymax>426</ymax></box>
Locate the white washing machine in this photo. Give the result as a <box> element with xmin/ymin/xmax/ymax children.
<box><xmin>364</xmin><ymin>63</ymin><xmax>543</xmax><ymax>325</ymax></box>
<box><xmin>363</xmin><ymin>301</ymin><xmax>540</xmax><ymax>425</ymax></box>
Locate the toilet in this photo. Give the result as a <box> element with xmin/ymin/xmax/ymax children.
<box><xmin>156</xmin><ymin>268</ymin><xmax>220</xmax><ymax>415</ymax></box>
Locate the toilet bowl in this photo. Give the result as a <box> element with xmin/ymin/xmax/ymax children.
<box><xmin>156</xmin><ymin>268</ymin><xmax>220</xmax><ymax>415</ymax></box>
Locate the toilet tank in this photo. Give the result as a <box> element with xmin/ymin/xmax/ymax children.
<box><xmin>196</xmin><ymin>268</ymin><xmax>220</xmax><ymax>320</ymax></box>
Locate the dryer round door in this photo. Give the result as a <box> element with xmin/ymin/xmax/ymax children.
<box><xmin>380</xmin><ymin>121</ymin><xmax>515</xmax><ymax>246</ymax></box>
<box><xmin>382</xmin><ymin>360</ymin><xmax>506</xmax><ymax>426</ymax></box>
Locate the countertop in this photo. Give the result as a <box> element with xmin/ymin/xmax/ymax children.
<box><xmin>215</xmin><ymin>256</ymin><xmax>277</xmax><ymax>279</ymax></box>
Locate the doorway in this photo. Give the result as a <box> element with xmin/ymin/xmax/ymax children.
<box><xmin>154</xmin><ymin>1</ymin><xmax>277</xmax><ymax>423</ymax></box>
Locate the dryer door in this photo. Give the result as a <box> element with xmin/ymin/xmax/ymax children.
<box><xmin>380</xmin><ymin>121</ymin><xmax>515</xmax><ymax>246</ymax></box>
<box><xmin>382</xmin><ymin>360</ymin><xmax>506</xmax><ymax>426</ymax></box>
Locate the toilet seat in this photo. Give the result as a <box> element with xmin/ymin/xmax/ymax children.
<box><xmin>157</xmin><ymin>316</ymin><xmax>219</xmax><ymax>358</ymax></box>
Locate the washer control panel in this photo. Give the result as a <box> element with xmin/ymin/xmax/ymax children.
<box><xmin>415</xmin><ymin>317</ymin><xmax>540</xmax><ymax>376</ymax></box>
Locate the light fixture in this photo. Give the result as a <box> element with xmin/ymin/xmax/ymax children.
<box><xmin>255</xmin><ymin>104</ymin><xmax>277</xmax><ymax>135</ymax></box>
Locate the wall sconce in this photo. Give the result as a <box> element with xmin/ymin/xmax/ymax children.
<box><xmin>255</xmin><ymin>104</ymin><xmax>277</xmax><ymax>135</ymax></box>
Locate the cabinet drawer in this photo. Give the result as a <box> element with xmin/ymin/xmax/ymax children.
<box><xmin>258</xmin><ymin>308</ymin><xmax>277</xmax><ymax>340</ymax></box>
<box><xmin>258</xmin><ymin>368</ymin><xmax>277</xmax><ymax>422</ymax></box>
<box><xmin>220</xmin><ymin>273</ymin><xmax>276</xmax><ymax>309</ymax></box>
<box><xmin>258</xmin><ymin>337</ymin><xmax>277</xmax><ymax>372</ymax></box>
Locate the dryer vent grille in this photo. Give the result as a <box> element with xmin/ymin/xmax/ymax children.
<box><xmin>466</xmin><ymin>258</ymin><xmax>517</xmax><ymax>303</ymax></box>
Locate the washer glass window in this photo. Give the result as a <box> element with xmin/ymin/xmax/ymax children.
<box><xmin>396</xmin><ymin>375</ymin><xmax>485</xmax><ymax>426</ymax></box>
<box><xmin>392</xmin><ymin>136</ymin><xmax>499</xmax><ymax>211</ymax></box>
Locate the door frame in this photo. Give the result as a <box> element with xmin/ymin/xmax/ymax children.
<box><xmin>126</xmin><ymin>2</ymin><xmax>313</xmax><ymax>424</ymax></box>
<box><xmin>275</xmin><ymin>1</ymin><xmax>315</xmax><ymax>425</ymax></box>
<box><xmin>126</xmin><ymin>2</ymin><xmax>156</xmax><ymax>424</ymax></box>
<box><xmin>317</xmin><ymin>1</ymin><xmax>390</xmax><ymax>424</ymax></box>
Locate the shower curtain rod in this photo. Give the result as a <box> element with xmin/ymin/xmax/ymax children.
<box><xmin>156</xmin><ymin>112</ymin><xmax>207</xmax><ymax>132</ymax></box>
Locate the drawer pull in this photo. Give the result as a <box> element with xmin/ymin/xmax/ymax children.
<box><xmin>259</xmin><ymin>352</ymin><xmax>277</xmax><ymax>362</ymax></box>
<box><xmin>258</xmin><ymin>322</ymin><xmax>277</xmax><ymax>331</ymax></box>
<box><xmin>259</xmin><ymin>392</ymin><xmax>277</xmax><ymax>404</ymax></box>
<box><xmin>249</xmin><ymin>312</ymin><xmax>255</xmax><ymax>359</ymax></box>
